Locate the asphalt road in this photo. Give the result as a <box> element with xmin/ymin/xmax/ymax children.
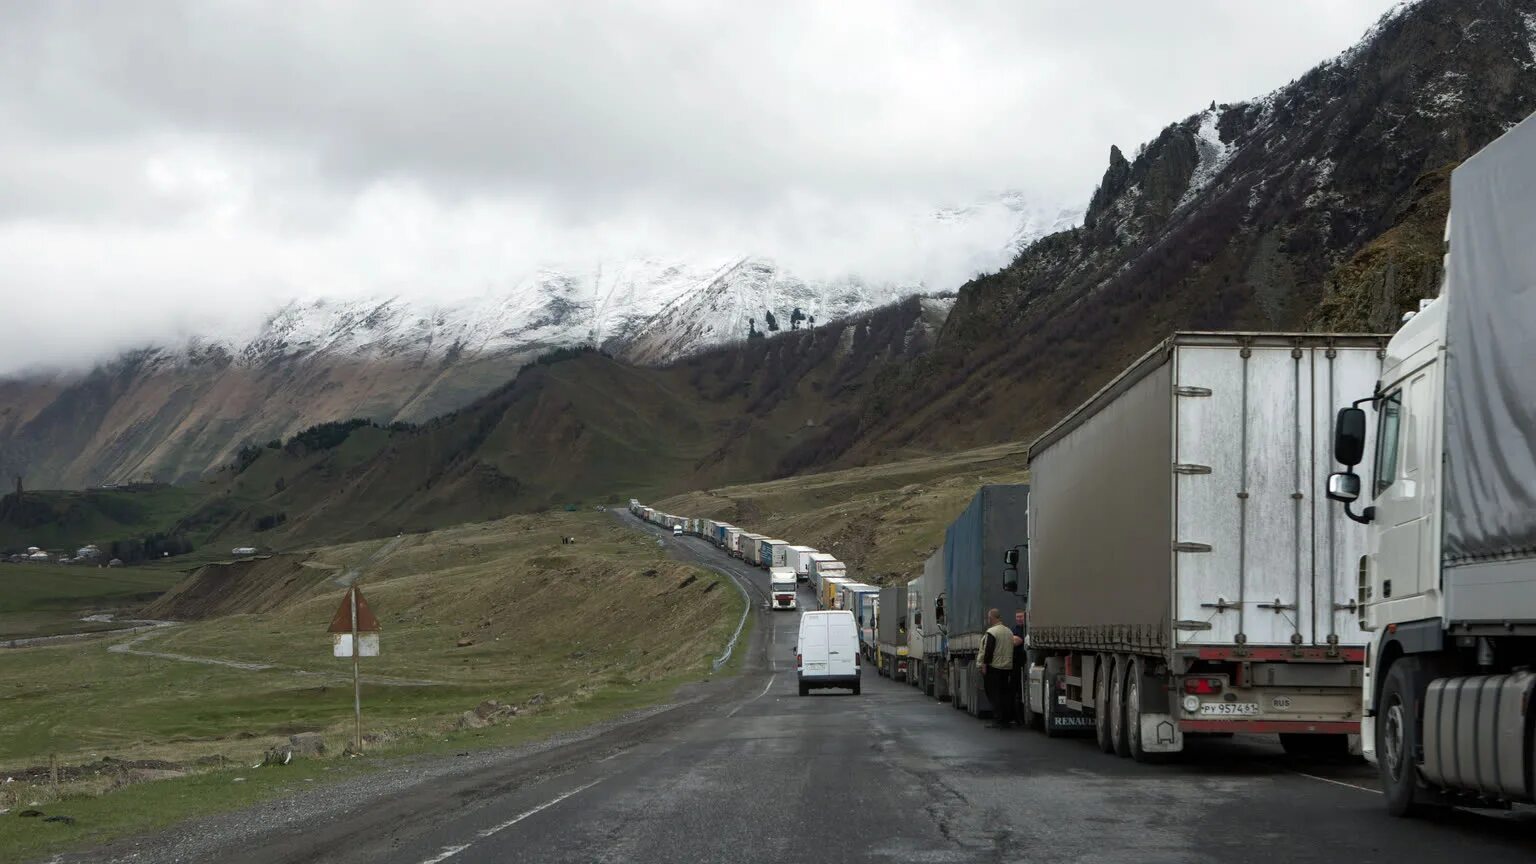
<box><xmin>103</xmin><ymin>514</ymin><xmax>1536</xmax><ymax>864</ymax></box>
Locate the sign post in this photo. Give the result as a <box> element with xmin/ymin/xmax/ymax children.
<box><xmin>328</xmin><ymin>587</ymin><xmax>380</xmax><ymax>752</ymax></box>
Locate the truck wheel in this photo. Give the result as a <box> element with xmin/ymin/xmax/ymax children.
<box><xmin>1094</xmin><ymin>654</ymin><xmax>1114</xmax><ymax>753</ymax></box>
<box><xmin>1126</xmin><ymin>658</ymin><xmax>1153</xmax><ymax>763</ymax></box>
<box><xmin>1280</xmin><ymin>733</ymin><xmax>1351</xmax><ymax>761</ymax></box>
<box><xmin>1379</xmin><ymin>658</ymin><xmax>1437</xmax><ymax>817</ymax></box>
<box><xmin>950</xmin><ymin>665</ymin><xmax>964</xmax><ymax>710</ymax></box>
<box><xmin>1042</xmin><ymin>674</ymin><xmax>1063</xmax><ymax>738</ymax></box>
<box><xmin>1110</xmin><ymin>655</ymin><xmax>1131</xmax><ymax>757</ymax></box>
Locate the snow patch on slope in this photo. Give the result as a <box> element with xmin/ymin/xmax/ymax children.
<box><xmin>1178</xmin><ymin>109</ymin><xmax>1236</xmax><ymax>209</ymax></box>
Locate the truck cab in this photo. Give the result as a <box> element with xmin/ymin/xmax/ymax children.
<box><xmin>769</xmin><ymin>568</ymin><xmax>798</xmax><ymax>610</ymax></box>
<box><xmin>1326</xmin><ymin>110</ymin><xmax>1536</xmax><ymax>815</ymax></box>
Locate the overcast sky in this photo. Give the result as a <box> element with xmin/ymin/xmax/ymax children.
<box><xmin>1</xmin><ymin>0</ymin><xmax>1403</xmax><ymax>374</ymax></box>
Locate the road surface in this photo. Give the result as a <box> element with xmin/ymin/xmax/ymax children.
<box><xmin>79</xmin><ymin>513</ymin><xmax>1536</xmax><ymax>864</ymax></box>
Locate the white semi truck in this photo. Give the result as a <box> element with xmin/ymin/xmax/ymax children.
<box><xmin>1325</xmin><ymin>113</ymin><xmax>1536</xmax><ymax>815</ymax></box>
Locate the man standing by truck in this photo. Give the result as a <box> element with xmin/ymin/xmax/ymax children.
<box><xmin>978</xmin><ymin>608</ymin><xmax>1015</xmax><ymax>728</ymax></box>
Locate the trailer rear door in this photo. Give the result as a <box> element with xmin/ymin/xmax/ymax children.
<box><xmin>1172</xmin><ymin>339</ymin><xmax>1379</xmax><ymax>648</ymax></box>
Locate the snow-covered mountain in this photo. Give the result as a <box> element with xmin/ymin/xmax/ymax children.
<box><xmin>0</xmin><ymin>194</ymin><xmax>1081</xmax><ymax>488</ymax></box>
<box><xmin>200</xmin><ymin>194</ymin><xmax>1081</xmax><ymax>369</ymax></box>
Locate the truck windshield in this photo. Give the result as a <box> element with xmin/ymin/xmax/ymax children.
<box><xmin>1373</xmin><ymin>389</ymin><xmax>1403</xmax><ymax>497</ymax></box>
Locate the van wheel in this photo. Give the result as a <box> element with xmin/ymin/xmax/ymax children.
<box><xmin>852</xmin><ymin>682</ymin><xmax>861</xmax><ymax>696</ymax></box>
<box><xmin>798</xmin><ymin>682</ymin><xmax>809</xmax><ymax>697</ymax></box>
<box><xmin>1110</xmin><ymin>655</ymin><xmax>1131</xmax><ymax>757</ymax></box>
<box><xmin>1094</xmin><ymin>654</ymin><xmax>1114</xmax><ymax>753</ymax></box>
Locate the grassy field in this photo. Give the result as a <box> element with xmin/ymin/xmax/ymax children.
<box><xmin>0</xmin><ymin>511</ymin><xmax>740</xmax><ymax>860</ymax></box>
<box><xmin>0</xmin><ymin>565</ymin><xmax>185</xmax><ymax>639</ymax></box>
<box><xmin>658</xmin><ymin>441</ymin><xmax>1030</xmax><ymax>585</ymax></box>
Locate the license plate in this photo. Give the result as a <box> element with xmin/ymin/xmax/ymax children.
<box><xmin>1199</xmin><ymin>702</ymin><xmax>1259</xmax><ymax>716</ymax></box>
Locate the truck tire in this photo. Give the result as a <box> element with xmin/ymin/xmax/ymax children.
<box><xmin>1379</xmin><ymin>657</ymin><xmax>1438</xmax><ymax>817</ymax></box>
<box><xmin>1042</xmin><ymin>674</ymin><xmax>1064</xmax><ymax>738</ymax></box>
<box><xmin>1280</xmin><ymin>733</ymin><xmax>1351</xmax><ymax>760</ymax></box>
<box><xmin>1094</xmin><ymin>654</ymin><xmax>1115</xmax><ymax>753</ymax></box>
<box><xmin>1110</xmin><ymin>655</ymin><xmax>1131</xmax><ymax>757</ymax></box>
<box><xmin>1021</xmin><ymin>675</ymin><xmax>1038</xmax><ymax>730</ymax></box>
<box><xmin>950</xmin><ymin>664</ymin><xmax>964</xmax><ymax>710</ymax></box>
<box><xmin>1126</xmin><ymin>658</ymin><xmax>1153</xmax><ymax>763</ymax></box>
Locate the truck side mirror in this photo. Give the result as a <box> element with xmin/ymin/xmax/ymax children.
<box><xmin>1002</xmin><ymin>545</ymin><xmax>1027</xmax><ymax>594</ymax></box>
<box><xmin>1334</xmin><ymin>407</ymin><xmax>1367</xmax><ymax>467</ymax></box>
<box><xmin>1326</xmin><ymin>472</ymin><xmax>1361</xmax><ymax>503</ymax></box>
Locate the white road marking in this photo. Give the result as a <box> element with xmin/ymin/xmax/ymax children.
<box><xmin>1288</xmin><ymin>769</ymin><xmax>1381</xmax><ymax>794</ymax></box>
<box><xmin>416</xmin><ymin>779</ymin><xmax>604</xmax><ymax>863</ymax></box>
<box><xmin>418</xmin><ymin>844</ymin><xmax>470</xmax><ymax>864</ymax></box>
<box><xmin>726</xmin><ymin>674</ymin><xmax>777</xmax><ymax>718</ymax></box>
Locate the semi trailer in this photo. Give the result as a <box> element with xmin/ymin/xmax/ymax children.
<box><xmin>943</xmin><ymin>485</ymin><xmax>1031</xmax><ymax>719</ymax></box>
<box><xmin>1022</xmin><ymin>332</ymin><xmax>1386</xmax><ymax>757</ymax></box>
<box><xmin>905</xmin><ymin>575</ymin><xmax>924</xmax><ymax>688</ymax></box>
<box><xmin>916</xmin><ymin>550</ymin><xmax>948</xmax><ymax>699</ymax></box>
<box><xmin>789</xmin><ymin>546</ymin><xmax>818</xmax><ymax>582</ymax></box>
<box><xmin>1325</xmin><ymin>113</ymin><xmax>1536</xmax><ymax>815</ymax></box>
<box><xmin>876</xmin><ymin>583</ymin><xmax>909</xmax><ymax>681</ymax></box>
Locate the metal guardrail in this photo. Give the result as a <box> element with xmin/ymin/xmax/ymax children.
<box><xmin>711</xmin><ymin>565</ymin><xmax>751</xmax><ymax>672</ymax></box>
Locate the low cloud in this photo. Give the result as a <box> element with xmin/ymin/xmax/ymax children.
<box><xmin>0</xmin><ymin>0</ymin><xmax>1400</xmax><ymax>374</ymax></box>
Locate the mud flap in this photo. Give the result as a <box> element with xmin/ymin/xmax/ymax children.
<box><xmin>1133</xmin><ymin>664</ymin><xmax>1182</xmax><ymax>754</ymax></box>
<box><xmin>1139</xmin><ymin>713</ymin><xmax>1184</xmax><ymax>753</ymax></box>
<box><xmin>1045</xmin><ymin>670</ymin><xmax>1094</xmax><ymax>735</ymax></box>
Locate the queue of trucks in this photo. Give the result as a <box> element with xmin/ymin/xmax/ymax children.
<box><xmin>627</xmin><ymin>115</ymin><xmax>1536</xmax><ymax>817</ymax></box>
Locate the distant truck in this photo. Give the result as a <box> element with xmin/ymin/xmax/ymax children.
<box><xmin>788</xmin><ymin>546</ymin><xmax>818</xmax><ymax>582</ymax></box>
<box><xmin>876</xmin><ymin>583</ymin><xmax>909</xmax><ymax>681</ymax></box>
<box><xmin>914</xmin><ymin>550</ymin><xmax>947</xmax><ymax>699</ymax></box>
<box><xmin>820</xmin><ymin>576</ymin><xmax>850</xmax><ymax>610</ymax></box>
<box><xmin>904</xmin><ymin>571</ymin><xmax>924</xmax><ymax>689</ymax></box>
<box><xmin>808</xmin><ymin>554</ymin><xmax>844</xmax><ymax>591</ymax></box>
<box><xmin>1325</xmin><ymin>113</ymin><xmax>1536</xmax><ymax>815</ymax></box>
<box><xmin>769</xmin><ymin>568</ymin><xmax>798</xmax><ymax>610</ymax></box>
<box><xmin>1022</xmin><ymin>332</ymin><xmax>1384</xmax><ymax>757</ymax></box>
<box><xmin>758</xmin><ymin>539</ymin><xmax>791</xmax><ymax>569</ymax></box>
<box><xmin>940</xmin><ymin>485</ymin><xmax>1031</xmax><ymax>719</ymax></box>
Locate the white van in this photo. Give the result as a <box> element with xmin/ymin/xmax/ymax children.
<box><xmin>796</xmin><ymin>610</ymin><xmax>860</xmax><ymax>696</ymax></box>
<box><xmin>769</xmin><ymin>567</ymin><xmax>798</xmax><ymax>610</ymax></box>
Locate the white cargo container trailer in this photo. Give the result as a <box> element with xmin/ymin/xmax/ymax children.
<box><xmin>789</xmin><ymin>546</ymin><xmax>818</xmax><ymax>582</ymax></box>
<box><xmin>1324</xmin><ymin>114</ymin><xmax>1536</xmax><ymax>815</ymax></box>
<box><xmin>1022</xmin><ymin>331</ymin><xmax>1386</xmax><ymax>758</ymax></box>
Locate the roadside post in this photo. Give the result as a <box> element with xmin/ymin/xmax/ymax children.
<box><xmin>328</xmin><ymin>587</ymin><xmax>381</xmax><ymax>752</ymax></box>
